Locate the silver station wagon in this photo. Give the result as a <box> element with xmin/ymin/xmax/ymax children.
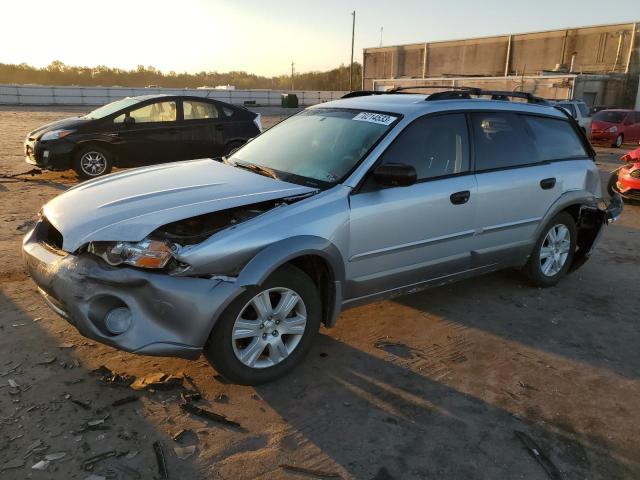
<box><xmin>23</xmin><ymin>87</ymin><xmax>622</xmax><ymax>384</ymax></box>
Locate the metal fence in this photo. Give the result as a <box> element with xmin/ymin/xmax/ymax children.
<box><xmin>0</xmin><ymin>85</ymin><xmax>349</xmax><ymax>107</ymax></box>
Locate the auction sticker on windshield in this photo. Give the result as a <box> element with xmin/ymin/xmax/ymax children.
<box><xmin>353</xmin><ymin>112</ymin><xmax>397</xmax><ymax>125</ymax></box>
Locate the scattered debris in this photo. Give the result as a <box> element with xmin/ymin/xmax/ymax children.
<box><xmin>1</xmin><ymin>457</ymin><xmax>25</xmax><ymax>471</ymax></box>
<box><xmin>174</xmin><ymin>445</ymin><xmax>196</xmax><ymax>460</ymax></box>
<box><xmin>518</xmin><ymin>381</ymin><xmax>539</xmax><ymax>391</ymax></box>
<box><xmin>90</xmin><ymin>366</ymin><xmax>135</xmax><ymax>388</ymax></box>
<box><xmin>84</xmin><ymin>475</ymin><xmax>106</xmax><ymax>480</ymax></box>
<box><xmin>130</xmin><ymin>372</ymin><xmax>183</xmax><ymax>391</ymax></box>
<box><xmin>180</xmin><ymin>391</ymin><xmax>202</xmax><ymax>403</ymax></box>
<box><xmin>8</xmin><ymin>379</ymin><xmax>19</xmax><ymax>388</ymax></box>
<box><xmin>180</xmin><ymin>402</ymin><xmax>242</xmax><ymax>429</ymax></box>
<box><xmin>71</xmin><ymin>398</ymin><xmax>92</xmax><ymax>410</ymax></box>
<box><xmin>514</xmin><ymin>431</ymin><xmax>564</xmax><ymax>480</ymax></box>
<box><xmin>58</xmin><ymin>343</ymin><xmax>75</xmax><ymax>349</ymax></box>
<box><xmin>112</xmin><ymin>395</ymin><xmax>138</xmax><ymax>407</ymax></box>
<box><xmin>31</xmin><ymin>459</ymin><xmax>50</xmax><ymax>470</ymax></box>
<box><xmin>23</xmin><ymin>439</ymin><xmax>43</xmax><ymax>458</ymax></box>
<box><xmin>44</xmin><ymin>452</ymin><xmax>67</xmax><ymax>461</ymax></box>
<box><xmin>81</xmin><ymin>450</ymin><xmax>118</xmax><ymax>471</ymax></box>
<box><xmin>125</xmin><ymin>450</ymin><xmax>139</xmax><ymax>460</ymax></box>
<box><xmin>36</xmin><ymin>353</ymin><xmax>57</xmax><ymax>365</ymax></box>
<box><xmin>153</xmin><ymin>441</ymin><xmax>168</xmax><ymax>479</ymax></box>
<box><xmin>214</xmin><ymin>393</ymin><xmax>229</xmax><ymax>403</ymax></box>
<box><xmin>280</xmin><ymin>464</ymin><xmax>341</xmax><ymax>478</ymax></box>
<box><xmin>0</xmin><ymin>363</ymin><xmax>22</xmax><ymax>377</ymax></box>
<box><xmin>171</xmin><ymin>429</ymin><xmax>189</xmax><ymax>442</ymax></box>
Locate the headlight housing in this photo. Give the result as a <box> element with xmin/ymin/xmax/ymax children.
<box><xmin>607</xmin><ymin>126</ymin><xmax>618</xmax><ymax>133</ymax></box>
<box><xmin>40</xmin><ymin>129</ymin><xmax>74</xmax><ymax>141</ymax></box>
<box><xmin>88</xmin><ymin>239</ymin><xmax>176</xmax><ymax>269</ymax></box>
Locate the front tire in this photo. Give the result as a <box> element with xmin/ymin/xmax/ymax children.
<box><xmin>73</xmin><ymin>146</ymin><xmax>113</xmax><ymax>179</ymax></box>
<box><xmin>204</xmin><ymin>265</ymin><xmax>321</xmax><ymax>385</ymax></box>
<box><xmin>612</xmin><ymin>134</ymin><xmax>623</xmax><ymax>148</ymax></box>
<box><xmin>524</xmin><ymin>212</ymin><xmax>576</xmax><ymax>287</ymax></box>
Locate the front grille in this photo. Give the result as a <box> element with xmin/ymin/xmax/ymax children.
<box><xmin>36</xmin><ymin>217</ymin><xmax>64</xmax><ymax>251</ymax></box>
<box><xmin>630</xmin><ymin>169</ymin><xmax>640</xmax><ymax>179</ymax></box>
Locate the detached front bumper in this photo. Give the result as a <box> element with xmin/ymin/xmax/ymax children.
<box><xmin>22</xmin><ymin>225</ymin><xmax>243</xmax><ymax>359</ymax></box>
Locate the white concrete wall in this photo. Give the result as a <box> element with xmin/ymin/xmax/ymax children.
<box><xmin>0</xmin><ymin>85</ymin><xmax>348</xmax><ymax>106</ymax></box>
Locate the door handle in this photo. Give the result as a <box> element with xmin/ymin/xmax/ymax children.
<box><xmin>540</xmin><ymin>177</ymin><xmax>556</xmax><ymax>189</ymax></box>
<box><xmin>450</xmin><ymin>190</ymin><xmax>471</xmax><ymax>205</ymax></box>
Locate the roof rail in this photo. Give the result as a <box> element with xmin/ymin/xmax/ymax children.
<box><xmin>341</xmin><ymin>85</ymin><xmax>548</xmax><ymax>104</ymax></box>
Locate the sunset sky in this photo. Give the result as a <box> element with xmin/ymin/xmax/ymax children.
<box><xmin>1</xmin><ymin>0</ymin><xmax>637</xmax><ymax>76</ymax></box>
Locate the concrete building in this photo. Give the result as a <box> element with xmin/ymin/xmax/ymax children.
<box><xmin>362</xmin><ymin>21</ymin><xmax>640</xmax><ymax>108</ymax></box>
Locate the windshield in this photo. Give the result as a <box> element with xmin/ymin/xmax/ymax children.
<box><xmin>228</xmin><ymin>109</ymin><xmax>398</xmax><ymax>187</ymax></box>
<box><xmin>593</xmin><ymin>111</ymin><xmax>628</xmax><ymax>124</ymax></box>
<box><xmin>84</xmin><ymin>97</ymin><xmax>142</xmax><ymax>119</ymax></box>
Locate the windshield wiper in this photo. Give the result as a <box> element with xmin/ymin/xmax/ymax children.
<box><xmin>233</xmin><ymin>160</ymin><xmax>278</xmax><ymax>179</ymax></box>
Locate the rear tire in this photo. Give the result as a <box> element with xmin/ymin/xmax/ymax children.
<box><xmin>204</xmin><ymin>265</ymin><xmax>321</xmax><ymax>385</ymax></box>
<box><xmin>523</xmin><ymin>212</ymin><xmax>577</xmax><ymax>288</ymax></box>
<box><xmin>73</xmin><ymin>145</ymin><xmax>113</xmax><ymax>179</ymax></box>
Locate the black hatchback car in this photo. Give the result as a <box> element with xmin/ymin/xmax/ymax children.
<box><xmin>24</xmin><ymin>94</ymin><xmax>262</xmax><ymax>178</ymax></box>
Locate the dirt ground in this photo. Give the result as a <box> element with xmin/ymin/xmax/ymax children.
<box><xmin>0</xmin><ymin>105</ymin><xmax>639</xmax><ymax>480</ymax></box>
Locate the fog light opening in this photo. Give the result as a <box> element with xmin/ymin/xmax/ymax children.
<box><xmin>105</xmin><ymin>307</ymin><xmax>132</xmax><ymax>335</ymax></box>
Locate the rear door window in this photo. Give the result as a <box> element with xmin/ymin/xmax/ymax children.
<box><xmin>379</xmin><ymin>113</ymin><xmax>470</xmax><ymax>180</ymax></box>
<box><xmin>183</xmin><ymin>101</ymin><xmax>219</xmax><ymax>120</ymax></box>
<box><xmin>522</xmin><ymin>115</ymin><xmax>588</xmax><ymax>160</ymax></box>
<box><xmin>470</xmin><ymin>112</ymin><xmax>537</xmax><ymax>170</ymax></box>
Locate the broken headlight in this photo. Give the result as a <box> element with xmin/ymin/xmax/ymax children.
<box><xmin>88</xmin><ymin>239</ymin><xmax>176</xmax><ymax>269</ymax></box>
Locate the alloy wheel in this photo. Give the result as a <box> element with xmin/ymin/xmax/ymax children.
<box><xmin>231</xmin><ymin>287</ymin><xmax>307</xmax><ymax>369</ymax></box>
<box><xmin>539</xmin><ymin>224</ymin><xmax>571</xmax><ymax>277</ymax></box>
<box><xmin>80</xmin><ymin>151</ymin><xmax>107</xmax><ymax>176</ymax></box>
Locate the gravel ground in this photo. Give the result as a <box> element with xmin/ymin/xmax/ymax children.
<box><xmin>0</xmin><ymin>106</ymin><xmax>639</xmax><ymax>480</ymax></box>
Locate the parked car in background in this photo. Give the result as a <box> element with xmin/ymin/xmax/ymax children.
<box><xmin>554</xmin><ymin>100</ymin><xmax>592</xmax><ymax>136</ymax></box>
<box><xmin>590</xmin><ymin>109</ymin><xmax>640</xmax><ymax>148</ymax></box>
<box><xmin>24</xmin><ymin>95</ymin><xmax>262</xmax><ymax>178</ymax></box>
<box><xmin>23</xmin><ymin>87</ymin><xmax>622</xmax><ymax>384</ymax></box>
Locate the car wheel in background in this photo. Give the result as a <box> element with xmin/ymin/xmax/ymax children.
<box><xmin>204</xmin><ymin>265</ymin><xmax>321</xmax><ymax>385</ymax></box>
<box><xmin>612</xmin><ymin>134</ymin><xmax>623</xmax><ymax>148</ymax></box>
<box><xmin>73</xmin><ymin>146</ymin><xmax>113</xmax><ymax>179</ymax></box>
<box><xmin>223</xmin><ymin>140</ymin><xmax>245</xmax><ymax>156</ymax></box>
<box><xmin>523</xmin><ymin>212</ymin><xmax>577</xmax><ymax>287</ymax></box>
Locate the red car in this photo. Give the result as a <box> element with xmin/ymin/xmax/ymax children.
<box><xmin>609</xmin><ymin>146</ymin><xmax>640</xmax><ymax>201</ymax></box>
<box><xmin>590</xmin><ymin>109</ymin><xmax>640</xmax><ymax>148</ymax></box>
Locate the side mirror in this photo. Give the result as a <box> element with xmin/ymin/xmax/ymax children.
<box><xmin>123</xmin><ymin>115</ymin><xmax>135</xmax><ymax>126</ymax></box>
<box><xmin>373</xmin><ymin>163</ymin><xmax>417</xmax><ymax>187</ymax></box>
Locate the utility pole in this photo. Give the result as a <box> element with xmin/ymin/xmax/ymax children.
<box><xmin>380</xmin><ymin>27</ymin><xmax>383</xmax><ymax>47</ymax></box>
<box><xmin>349</xmin><ymin>11</ymin><xmax>356</xmax><ymax>91</ymax></box>
<box><xmin>291</xmin><ymin>61</ymin><xmax>295</xmax><ymax>90</ymax></box>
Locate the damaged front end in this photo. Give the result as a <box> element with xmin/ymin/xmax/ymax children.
<box><xmin>570</xmin><ymin>192</ymin><xmax>623</xmax><ymax>272</ymax></box>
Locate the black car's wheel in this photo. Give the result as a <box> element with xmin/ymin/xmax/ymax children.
<box><xmin>204</xmin><ymin>265</ymin><xmax>321</xmax><ymax>385</ymax></box>
<box><xmin>223</xmin><ymin>140</ymin><xmax>245</xmax><ymax>156</ymax></box>
<box><xmin>73</xmin><ymin>146</ymin><xmax>113</xmax><ymax>179</ymax></box>
<box><xmin>523</xmin><ymin>212</ymin><xmax>577</xmax><ymax>287</ymax></box>
<box><xmin>612</xmin><ymin>134</ymin><xmax>623</xmax><ymax>148</ymax></box>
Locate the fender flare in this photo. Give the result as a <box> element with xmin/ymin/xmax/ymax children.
<box><xmin>236</xmin><ymin>235</ymin><xmax>346</xmax><ymax>327</ymax></box>
<box><xmin>532</xmin><ymin>190</ymin><xmax>599</xmax><ymax>242</ymax></box>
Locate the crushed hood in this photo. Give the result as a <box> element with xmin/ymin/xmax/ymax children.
<box><xmin>44</xmin><ymin>159</ymin><xmax>317</xmax><ymax>252</ymax></box>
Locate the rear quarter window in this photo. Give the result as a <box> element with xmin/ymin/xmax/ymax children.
<box><xmin>522</xmin><ymin>115</ymin><xmax>588</xmax><ymax>160</ymax></box>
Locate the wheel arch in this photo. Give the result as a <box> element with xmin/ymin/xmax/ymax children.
<box><xmin>236</xmin><ymin>236</ymin><xmax>345</xmax><ymax>327</ymax></box>
<box><xmin>533</xmin><ymin>191</ymin><xmax>608</xmax><ymax>272</ymax></box>
<box><xmin>72</xmin><ymin>140</ymin><xmax>119</xmax><ymax>165</ymax></box>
